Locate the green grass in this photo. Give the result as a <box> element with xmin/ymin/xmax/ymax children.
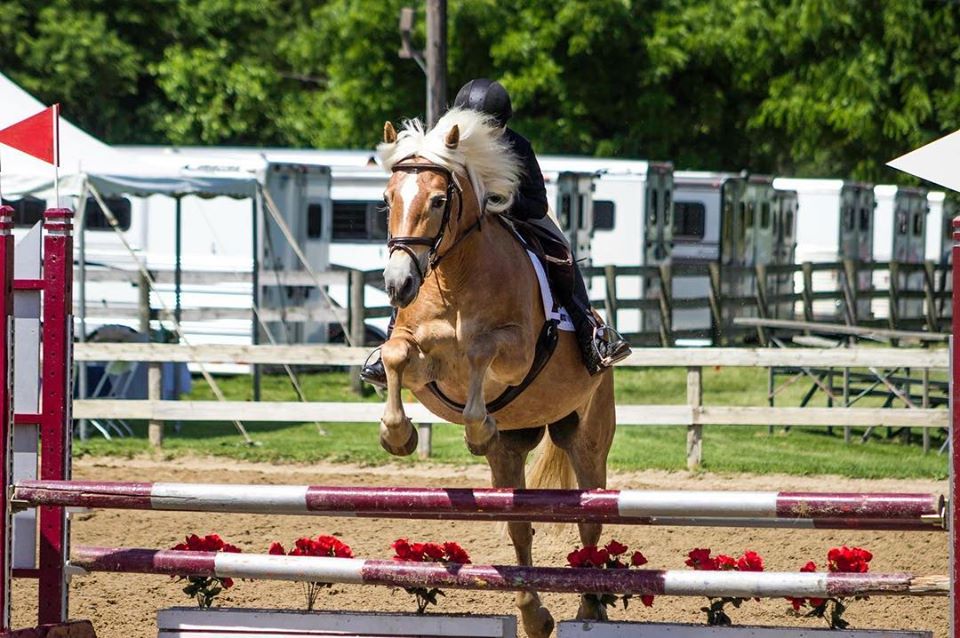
<box><xmin>74</xmin><ymin>368</ymin><xmax>950</xmax><ymax>479</ymax></box>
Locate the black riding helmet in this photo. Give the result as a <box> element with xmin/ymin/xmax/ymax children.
<box><xmin>453</xmin><ymin>79</ymin><xmax>512</xmax><ymax>127</ymax></box>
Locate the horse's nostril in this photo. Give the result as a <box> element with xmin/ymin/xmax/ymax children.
<box><xmin>400</xmin><ymin>277</ymin><xmax>415</xmax><ymax>299</ymax></box>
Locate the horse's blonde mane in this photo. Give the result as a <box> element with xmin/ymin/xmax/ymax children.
<box><xmin>377</xmin><ymin>108</ymin><xmax>522</xmax><ymax>214</ymax></box>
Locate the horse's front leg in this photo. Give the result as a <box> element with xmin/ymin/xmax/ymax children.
<box><xmin>379</xmin><ymin>337</ymin><xmax>418</xmax><ymax>456</ymax></box>
<box><xmin>462</xmin><ymin>340</ymin><xmax>498</xmax><ymax>455</ymax></box>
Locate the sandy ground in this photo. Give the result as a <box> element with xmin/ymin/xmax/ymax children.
<box><xmin>12</xmin><ymin>456</ymin><xmax>949</xmax><ymax>637</ymax></box>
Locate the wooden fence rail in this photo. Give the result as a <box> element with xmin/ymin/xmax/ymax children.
<box><xmin>73</xmin><ymin>344</ymin><xmax>949</xmax><ymax>467</ymax></box>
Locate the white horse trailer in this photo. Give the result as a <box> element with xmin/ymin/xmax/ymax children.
<box><xmin>538</xmin><ymin>157</ymin><xmax>674</xmax><ymax>337</ymax></box>
<box><xmin>872</xmin><ymin>185</ymin><xmax>928</xmax><ymax>320</ymax></box>
<box><xmin>672</xmin><ymin>172</ymin><xmax>783</xmax><ymax>340</ymax></box>
<box><xmin>772</xmin><ymin>178</ymin><xmax>875</xmax><ymax>320</ymax></box>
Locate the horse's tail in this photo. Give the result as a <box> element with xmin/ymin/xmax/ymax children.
<box><xmin>526</xmin><ymin>433</ymin><xmax>574</xmax><ymax>490</ymax></box>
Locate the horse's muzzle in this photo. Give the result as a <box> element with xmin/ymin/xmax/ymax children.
<box><xmin>386</xmin><ymin>274</ymin><xmax>419</xmax><ymax>308</ymax></box>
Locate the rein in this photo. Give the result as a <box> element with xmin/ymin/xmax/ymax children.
<box><xmin>386</xmin><ymin>160</ymin><xmax>481</xmax><ymax>281</ymax></box>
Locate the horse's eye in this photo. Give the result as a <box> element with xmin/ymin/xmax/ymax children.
<box><xmin>431</xmin><ymin>195</ymin><xmax>446</xmax><ymax>209</ymax></box>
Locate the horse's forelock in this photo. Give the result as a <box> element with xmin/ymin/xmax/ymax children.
<box><xmin>376</xmin><ymin>108</ymin><xmax>522</xmax><ymax>213</ymax></box>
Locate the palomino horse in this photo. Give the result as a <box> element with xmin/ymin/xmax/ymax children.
<box><xmin>376</xmin><ymin>108</ymin><xmax>616</xmax><ymax>638</ymax></box>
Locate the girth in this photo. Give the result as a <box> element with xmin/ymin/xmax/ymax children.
<box><xmin>426</xmin><ymin>319</ymin><xmax>559</xmax><ymax>414</ymax></box>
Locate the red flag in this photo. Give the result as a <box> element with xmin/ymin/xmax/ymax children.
<box><xmin>0</xmin><ymin>104</ymin><xmax>59</xmax><ymax>166</ymax></box>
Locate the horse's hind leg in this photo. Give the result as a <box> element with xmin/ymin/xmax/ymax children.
<box><xmin>548</xmin><ymin>371</ymin><xmax>616</xmax><ymax>622</ymax></box>
<box><xmin>485</xmin><ymin>428</ymin><xmax>555</xmax><ymax>638</ymax></box>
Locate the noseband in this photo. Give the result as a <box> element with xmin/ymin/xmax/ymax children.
<box><xmin>387</xmin><ymin>160</ymin><xmax>481</xmax><ymax>281</ymax></box>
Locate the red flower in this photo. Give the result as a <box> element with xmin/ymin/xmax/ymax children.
<box><xmin>172</xmin><ymin>534</ymin><xmax>240</xmax><ymax>554</ymax></box>
<box><xmin>443</xmin><ymin>542</ymin><xmax>471</xmax><ymax>564</ymax></box>
<box><xmin>737</xmin><ymin>551</ymin><xmax>764</xmax><ymax>572</ymax></box>
<box><xmin>640</xmin><ymin>594</ymin><xmax>655</xmax><ymax>607</ymax></box>
<box><xmin>268</xmin><ymin>542</ymin><xmax>286</xmax><ymax>555</ymax></box>
<box><xmin>605</xmin><ymin>540</ymin><xmax>628</xmax><ymax>556</ymax></box>
<box><xmin>828</xmin><ymin>546</ymin><xmax>872</xmax><ymax>573</ymax></box>
<box><xmin>589</xmin><ymin>547</ymin><xmax>610</xmax><ymax>567</ymax></box>
<box><xmin>630</xmin><ymin>551</ymin><xmax>648</xmax><ymax>567</ymax></box>
<box><xmin>220</xmin><ymin>577</ymin><xmax>234</xmax><ymax>589</ymax></box>
<box><xmin>715</xmin><ymin>554</ymin><xmax>737</xmax><ymax>570</ymax></box>
<box><xmin>685</xmin><ymin>548</ymin><xmax>716</xmax><ymax>570</ymax></box>
<box><xmin>392</xmin><ymin>538</ymin><xmax>421</xmax><ymax>562</ymax></box>
<box><xmin>423</xmin><ymin>543</ymin><xmax>446</xmax><ymax>561</ymax></box>
<box><xmin>786</xmin><ymin>561</ymin><xmax>824</xmax><ymax>610</ymax></box>
<box><xmin>801</xmin><ymin>561</ymin><xmax>817</xmax><ymax>573</ymax></box>
<box><xmin>567</xmin><ymin>547</ymin><xmax>590</xmax><ymax>568</ymax></box>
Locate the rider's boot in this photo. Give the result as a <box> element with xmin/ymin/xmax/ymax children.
<box><xmin>359</xmin><ymin>311</ymin><xmax>396</xmax><ymax>389</ymax></box>
<box><xmin>564</xmin><ymin>263</ymin><xmax>632</xmax><ymax>375</ymax></box>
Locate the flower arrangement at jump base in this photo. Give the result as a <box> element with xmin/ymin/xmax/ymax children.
<box><xmin>566</xmin><ymin>540</ymin><xmax>654</xmax><ymax>611</ymax></box>
<box><xmin>685</xmin><ymin>547</ymin><xmax>765</xmax><ymax>626</ymax></box>
<box><xmin>786</xmin><ymin>546</ymin><xmax>873</xmax><ymax>629</ymax></box>
<box><xmin>170</xmin><ymin>534</ymin><xmax>241</xmax><ymax>608</ymax></box>
<box><xmin>269</xmin><ymin>535</ymin><xmax>355</xmax><ymax>610</ymax></box>
<box><xmin>391</xmin><ymin>539</ymin><xmax>471</xmax><ymax>613</ymax></box>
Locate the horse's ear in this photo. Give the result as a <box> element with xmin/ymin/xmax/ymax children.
<box><xmin>445</xmin><ymin>124</ymin><xmax>460</xmax><ymax>149</ymax></box>
<box><xmin>383</xmin><ymin>121</ymin><xmax>397</xmax><ymax>144</ymax></box>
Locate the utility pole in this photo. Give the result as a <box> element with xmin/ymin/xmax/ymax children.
<box><xmin>425</xmin><ymin>0</ymin><xmax>447</xmax><ymax>127</ymax></box>
<box><xmin>399</xmin><ymin>1</ymin><xmax>447</xmax><ymax>127</ymax></box>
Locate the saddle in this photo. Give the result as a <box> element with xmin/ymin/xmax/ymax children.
<box><xmin>498</xmin><ymin>216</ymin><xmax>576</xmax><ymax>311</ymax></box>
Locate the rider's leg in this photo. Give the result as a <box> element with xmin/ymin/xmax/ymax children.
<box><xmin>522</xmin><ymin>216</ymin><xmax>631</xmax><ymax>374</ymax></box>
<box><xmin>359</xmin><ymin>309</ymin><xmax>396</xmax><ymax>389</ymax></box>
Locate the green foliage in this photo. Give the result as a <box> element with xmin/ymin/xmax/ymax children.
<box><xmin>2</xmin><ymin>0</ymin><xmax>958</xmax><ymax>178</ymax></box>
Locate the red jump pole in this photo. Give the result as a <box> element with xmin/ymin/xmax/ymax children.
<box><xmin>951</xmin><ymin>216</ymin><xmax>960</xmax><ymax>638</ymax></box>
<box><xmin>0</xmin><ymin>206</ymin><xmax>15</xmax><ymax>631</ymax></box>
<box><xmin>37</xmin><ymin>209</ymin><xmax>73</xmax><ymax>625</ymax></box>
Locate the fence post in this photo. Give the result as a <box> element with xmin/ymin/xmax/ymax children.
<box><xmin>888</xmin><ymin>260</ymin><xmax>900</xmax><ymax>333</ymax></box>
<box><xmin>138</xmin><ymin>270</ymin><xmax>151</xmax><ymax>336</ymax></box>
<box><xmin>923</xmin><ymin>260</ymin><xmax>937</xmax><ymax>333</ymax></box>
<box><xmin>349</xmin><ymin>270</ymin><xmax>366</xmax><ymax>395</ymax></box>
<box><xmin>840</xmin><ymin>259</ymin><xmax>857</xmax><ymax>325</ymax></box>
<box><xmin>686</xmin><ymin>366</ymin><xmax>702</xmax><ymax>471</ymax></box>
<box><xmin>603</xmin><ymin>264</ymin><xmax>618</xmax><ymax>331</ymax></box>
<box><xmin>707</xmin><ymin>263</ymin><xmax>723</xmax><ymax>345</ymax></box>
<box><xmin>922</xmin><ymin>367</ymin><xmax>930</xmax><ymax>454</ymax></box>
<box><xmin>754</xmin><ymin>263</ymin><xmax>769</xmax><ymax>346</ymax></box>
<box><xmin>417</xmin><ymin>423</ymin><xmax>433</xmax><ymax>460</ymax></box>
<box><xmin>843</xmin><ymin>366</ymin><xmax>851</xmax><ymax>444</ymax></box>
<box><xmin>148</xmin><ymin>363</ymin><xmax>163</xmax><ymax>447</ymax></box>
<box><xmin>657</xmin><ymin>262</ymin><xmax>673</xmax><ymax>347</ymax></box>
<box><xmin>801</xmin><ymin>262</ymin><xmax>814</xmax><ymax>325</ymax></box>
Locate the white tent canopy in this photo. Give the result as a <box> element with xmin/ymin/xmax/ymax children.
<box><xmin>0</xmin><ymin>72</ymin><xmax>258</xmax><ymax>200</ymax></box>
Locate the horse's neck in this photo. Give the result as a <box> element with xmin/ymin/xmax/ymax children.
<box><xmin>433</xmin><ymin>215</ymin><xmax>537</xmax><ymax>310</ymax></box>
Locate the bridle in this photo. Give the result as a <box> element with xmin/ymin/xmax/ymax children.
<box><xmin>386</xmin><ymin>159</ymin><xmax>482</xmax><ymax>281</ymax></box>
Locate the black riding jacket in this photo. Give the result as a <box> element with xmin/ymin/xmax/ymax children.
<box><xmin>504</xmin><ymin>128</ymin><xmax>548</xmax><ymax>221</ymax></box>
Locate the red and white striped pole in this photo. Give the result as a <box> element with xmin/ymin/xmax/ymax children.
<box><xmin>0</xmin><ymin>205</ymin><xmax>14</xmax><ymax>632</ymax></box>
<box><xmin>69</xmin><ymin>545</ymin><xmax>948</xmax><ymax>599</ymax></box>
<box><xmin>951</xmin><ymin>216</ymin><xmax>960</xmax><ymax>638</ymax></box>
<box><xmin>37</xmin><ymin>208</ymin><xmax>73</xmax><ymax>626</ymax></box>
<box><xmin>13</xmin><ymin>481</ymin><xmax>944</xmax><ymax>530</ymax></box>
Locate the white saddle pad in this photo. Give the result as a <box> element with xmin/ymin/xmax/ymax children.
<box><xmin>525</xmin><ymin>249</ymin><xmax>575</xmax><ymax>332</ymax></box>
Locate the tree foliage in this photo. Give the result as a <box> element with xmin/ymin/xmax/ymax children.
<box><xmin>0</xmin><ymin>0</ymin><xmax>956</xmax><ymax>180</ymax></box>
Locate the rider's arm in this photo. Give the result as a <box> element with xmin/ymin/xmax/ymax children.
<box><xmin>506</xmin><ymin>130</ymin><xmax>548</xmax><ymax>221</ymax></box>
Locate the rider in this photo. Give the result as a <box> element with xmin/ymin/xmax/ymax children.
<box><xmin>360</xmin><ymin>78</ymin><xmax>631</xmax><ymax>388</ymax></box>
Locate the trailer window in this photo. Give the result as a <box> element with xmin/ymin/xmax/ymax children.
<box><xmin>673</xmin><ymin>201</ymin><xmax>705</xmax><ymax>241</ymax></box>
<box><xmin>307</xmin><ymin>203</ymin><xmax>324</xmax><ymax>239</ymax></box>
<box><xmin>84</xmin><ymin>196</ymin><xmax>132</xmax><ymax>231</ymax></box>
<box><xmin>746</xmin><ymin>202</ymin><xmax>755</xmax><ymax>227</ymax></box>
<box><xmin>760</xmin><ymin>202</ymin><xmax>770</xmax><ymax>229</ymax></box>
<box><xmin>648</xmin><ymin>189</ymin><xmax>658</xmax><ymax>225</ymax></box>
<box><xmin>2</xmin><ymin>196</ymin><xmax>45</xmax><ymax>227</ymax></box>
<box><xmin>844</xmin><ymin>206</ymin><xmax>855</xmax><ymax>232</ymax></box>
<box><xmin>332</xmin><ymin>201</ymin><xmax>386</xmax><ymax>241</ymax></box>
<box><xmin>912</xmin><ymin>212</ymin><xmax>923</xmax><ymax>237</ymax></box>
<box><xmin>859</xmin><ymin>207</ymin><xmax>871</xmax><ymax>232</ymax></box>
<box><xmin>593</xmin><ymin>200</ymin><xmax>615</xmax><ymax>231</ymax></box>
<box><xmin>785</xmin><ymin>209</ymin><xmax>794</xmax><ymax>238</ymax></box>
<box><xmin>663</xmin><ymin>188</ymin><xmax>672</xmax><ymax>227</ymax></box>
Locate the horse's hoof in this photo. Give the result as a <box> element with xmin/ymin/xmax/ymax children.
<box><xmin>521</xmin><ymin>606</ymin><xmax>555</xmax><ymax>638</ymax></box>
<box><xmin>380</xmin><ymin>422</ymin><xmax>418</xmax><ymax>457</ymax></box>
<box><xmin>577</xmin><ymin>595</ymin><xmax>607</xmax><ymax>621</ymax></box>
<box><xmin>465</xmin><ymin>428</ymin><xmax>499</xmax><ymax>456</ymax></box>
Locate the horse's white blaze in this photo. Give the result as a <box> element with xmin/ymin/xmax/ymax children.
<box><xmin>399</xmin><ymin>172</ymin><xmax>420</xmax><ymax>219</ymax></box>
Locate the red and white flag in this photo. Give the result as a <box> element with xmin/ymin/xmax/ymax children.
<box><xmin>0</xmin><ymin>104</ymin><xmax>59</xmax><ymax>166</ymax></box>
